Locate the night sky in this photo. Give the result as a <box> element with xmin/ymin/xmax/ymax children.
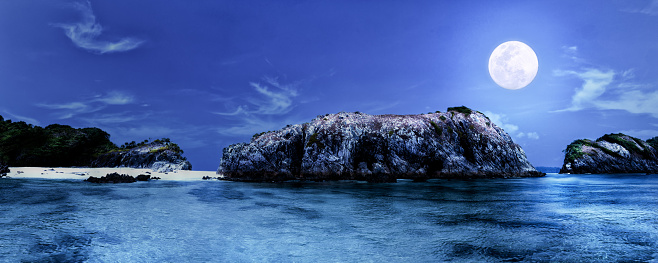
<box><xmin>1</xmin><ymin>1</ymin><xmax>657</xmax><ymax>171</ymax></box>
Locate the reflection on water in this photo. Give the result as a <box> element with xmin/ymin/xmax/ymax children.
<box><xmin>1</xmin><ymin>174</ymin><xmax>658</xmax><ymax>262</ymax></box>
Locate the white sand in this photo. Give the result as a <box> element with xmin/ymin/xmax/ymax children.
<box><xmin>5</xmin><ymin>167</ymin><xmax>222</xmax><ymax>181</ymax></box>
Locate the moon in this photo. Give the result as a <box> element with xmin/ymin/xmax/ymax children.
<box><xmin>488</xmin><ymin>41</ymin><xmax>538</xmax><ymax>90</ymax></box>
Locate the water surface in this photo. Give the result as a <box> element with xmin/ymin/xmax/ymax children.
<box><xmin>1</xmin><ymin>174</ymin><xmax>658</xmax><ymax>262</ymax></box>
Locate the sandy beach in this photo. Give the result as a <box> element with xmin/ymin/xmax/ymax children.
<box><xmin>4</xmin><ymin>167</ymin><xmax>221</xmax><ymax>181</ymax></box>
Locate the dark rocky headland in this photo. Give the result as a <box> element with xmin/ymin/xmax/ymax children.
<box><xmin>92</xmin><ymin>139</ymin><xmax>192</xmax><ymax>173</ymax></box>
<box><xmin>0</xmin><ymin>115</ymin><xmax>191</xmax><ymax>172</ymax></box>
<box><xmin>218</xmin><ymin>106</ymin><xmax>544</xmax><ymax>182</ymax></box>
<box><xmin>560</xmin><ymin>133</ymin><xmax>658</xmax><ymax>174</ymax></box>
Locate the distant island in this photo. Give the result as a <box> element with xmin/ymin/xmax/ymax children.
<box><xmin>0</xmin><ymin>115</ymin><xmax>191</xmax><ymax>172</ymax></box>
<box><xmin>218</xmin><ymin>106</ymin><xmax>544</xmax><ymax>182</ymax></box>
<box><xmin>560</xmin><ymin>133</ymin><xmax>658</xmax><ymax>174</ymax></box>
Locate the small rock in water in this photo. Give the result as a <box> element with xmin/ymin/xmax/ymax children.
<box><xmin>136</xmin><ymin>174</ymin><xmax>151</xmax><ymax>181</ymax></box>
<box><xmin>85</xmin><ymin>172</ymin><xmax>137</xmax><ymax>183</ymax></box>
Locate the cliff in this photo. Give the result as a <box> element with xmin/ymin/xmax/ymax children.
<box><xmin>218</xmin><ymin>107</ymin><xmax>544</xmax><ymax>182</ymax></box>
<box><xmin>92</xmin><ymin>140</ymin><xmax>192</xmax><ymax>173</ymax></box>
<box><xmin>560</xmin><ymin>133</ymin><xmax>658</xmax><ymax>174</ymax></box>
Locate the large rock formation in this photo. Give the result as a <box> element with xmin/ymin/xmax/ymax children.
<box><xmin>92</xmin><ymin>140</ymin><xmax>192</xmax><ymax>173</ymax></box>
<box><xmin>560</xmin><ymin>133</ymin><xmax>658</xmax><ymax>174</ymax></box>
<box><xmin>218</xmin><ymin>107</ymin><xmax>544</xmax><ymax>182</ymax></box>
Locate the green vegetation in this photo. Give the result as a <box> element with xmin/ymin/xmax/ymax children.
<box><xmin>0</xmin><ymin>115</ymin><xmax>187</xmax><ymax>166</ymax></box>
<box><xmin>0</xmin><ymin>117</ymin><xmax>115</xmax><ymax>166</ymax></box>
<box><xmin>597</xmin><ymin>133</ymin><xmax>652</xmax><ymax>159</ymax></box>
<box><xmin>447</xmin><ymin>106</ymin><xmax>472</xmax><ymax>115</ymax></box>
<box><xmin>564</xmin><ymin>137</ymin><xmax>628</xmax><ymax>164</ymax></box>
<box><xmin>439</xmin><ymin>116</ymin><xmax>447</xmax><ymax>121</ymax></box>
<box><xmin>647</xmin><ymin>136</ymin><xmax>658</xmax><ymax>150</ymax></box>
<box><xmin>306</xmin><ymin>132</ymin><xmax>325</xmax><ymax>149</ymax></box>
<box><xmin>429</xmin><ymin>121</ymin><xmax>442</xmax><ymax>136</ymax></box>
<box><xmin>563</xmin><ymin>139</ymin><xmax>592</xmax><ymax>163</ymax></box>
<box><xmin>388</xmin><ymin>130</ymin><xmax>394</xmax><ymax>136</ymax></box>
<box><xmin>147</xmin><ymin>140</ymin><xmax>184</xmax><ymax>155</ymax></box>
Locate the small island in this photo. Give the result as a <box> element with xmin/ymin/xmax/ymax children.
<box><xmin>0</xmin><ymin>115</ymin><xmax>191</xmax><ymax>173</ymax></box>
<box><xmin>218</xmin><ymin>106</ymin><xmax>544</xmax><ymax>182</ymax></box>
<box><xmin>560</xmin><ymin>133</ymin><xmax>658</xmax><ymax>174</ymax></box>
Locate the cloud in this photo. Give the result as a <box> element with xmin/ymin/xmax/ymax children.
<box><xmin>482</xmin><ymin>111</ymin><xmax>518</xmax><ymax>134</ymax></box>
<box><xmin>1</xmin><ymin>111</ymin><xmax>40</xmax><ymax>126</ymax></box>
<box><xmin>555</xmin><ymin>68</ymin><xmax>658</xmax><ymax>117</ymax></box>
<box><xmin>553</xmin><ymin>69</ymin><xmax>615</xmax><ymax>112</ymax></box>
<box><xmin>94</xmin><ymin>91</ymin><xmax>135</xmax><ymax>105</ymax></box>
<box><xmin>624</xmin><ymin>0</ymin><xmax>658</xmax><ymax>15</ymax></box>
<box><xmin>37</xmin><ymin>91</ymin><xmax>135</xmax><ymax>120</ymax></box>
<box><xmin>80</xmin><ymin>111</ymin><xmax>147</xmax><ymax>125</ymax></box>
<box><xmin>619</xmin><ymin>129</ymin><xmax>658</xmax><ymax>140</ymax></box>
<box><xmin>213</xmin><ymin>76</ymin><xmax>308</xmax><ymax>137</ymax></box>
<box><xmin>482</xmin><ymin>111</ymin><xmax>539</xmax><ymax>140</ymax></box>
<box><xmin>53</xmin><ymin>1</ymin><xmax>144</xmax><ymax>54</ymax></box>
<box><xmin>214</xmin><ymin>77</ymin><xmax>299</xmax><ymax>117</ymax></box>
<box><xmin>562</xmin><ymin>45</ymin><xmax>578</xmax><ymax>54</ymax></box>
<box><xmin>518</xmin><ymin>132</ymin><xmax>540</xmax><ymax>140</ymax></box>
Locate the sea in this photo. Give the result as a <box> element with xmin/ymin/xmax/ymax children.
<box><xmin>1</xmin><ymin>173</ymin><xmax>658</xmax><ymax>262</ymax></box>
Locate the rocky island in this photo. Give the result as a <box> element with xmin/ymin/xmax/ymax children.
<box><xmin>0</xmin><ymin>115</ymin><xmax>191</xmax><ymax>173</ymax></box>
<box><xmin>560</xmin><ymin>133</ymin><xmax>658</xmax><ymax>174</ymax></box>
<box><xmin>92</xmin><ymin>139</ymin><xmax>192</xmax><ymax>173</ymax></box>
<box><xmin>218</xmin><ymin>106</ymin><xmax>544</xmax><ymax>182</ymax></box>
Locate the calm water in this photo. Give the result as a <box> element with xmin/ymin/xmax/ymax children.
<box><xmin>1</xmin><ymin>174</ymin><xmax>658</xmax><ymax>262</ymax></box>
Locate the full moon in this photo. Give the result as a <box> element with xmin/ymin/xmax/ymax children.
<box><xmin>488</xmin><ymin>41</ymin><xmax>538</xmax><ymax>90</ymax></box>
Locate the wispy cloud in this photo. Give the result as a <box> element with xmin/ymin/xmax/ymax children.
<box><xmin>623</xmin><ymin>0</ymin><xmax>658</xmax><ymax>16</ymax></box>
<box><xmin>37</xmin><ymin>91</ymin><xmax>135</xmax><ymax>120</ymax></box>
<box><xmin>619</xmin><ymin>129</ymin><xmax>658</xmax><ymax>140</ymax></box>
<box><xmin>94</xmin><ymin>91</ymin><xmax>135</xmax><ymax>105</ymax></box>
<box><xmin>213</xmin><ymin>76</ymin><xmax>308</xmax><ymax>137</ymax></box>
<box><xmin>553</xmin><ymin>69</ymin><xmax>615</xmax><ymax>112</ymax></box>
<box><xmin>518</xmin><ymin>132</ymin><xmax>540</xmax><ymax>140</ymax></box>
<box><xmin>482</xmin><ymin>111</ymin><xmax>539</xmax><ymax>140</ymax></box>
<box><xmin>1</xmin><ymin>111</ymin><xmax>40</xmax><ymax>126</ymax></box>
<box><xmin>53</xmin><ymin>1</ymin><xmax>144</xmax><ymax>54</ymax></box>
<box><xmin>554</xmin><ymin>68</ymin><xmax>658</xmax><ymax>117</ymax></box>
<box><xmin>214</xmin><ymin>76</ymin><xmax>300</xmax><ymax>117</ymax></box>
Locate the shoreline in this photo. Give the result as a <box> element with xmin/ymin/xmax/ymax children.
<box><xmin>4</xmin><ymin>167</ymin><xmax>222</xmax><ymax>181</ymax></box>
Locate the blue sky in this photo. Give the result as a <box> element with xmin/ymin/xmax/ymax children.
<box><xmin>1</xmin><ymin>0</ymin><xmax>657</xmax><ymax>171</ymax></box>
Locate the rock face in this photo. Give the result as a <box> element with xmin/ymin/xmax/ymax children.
<box><xmin>0</xmin><ymin>163</ymin><xmax>8</xmax><ymax>177</ymax></box>
<box><xmin>218</xmin><ymin>107</ymin><xmax>544</xmax><ymax>182</ymax></box>
<box><xmin>560</xmin><ymin>133</ymin><xmax>658</xmax><ymax>174</ymax></box>
<box><xmin>92</xmin><ymin>141</ymin><xmax>192</xmax><ymax>173</ymax></box>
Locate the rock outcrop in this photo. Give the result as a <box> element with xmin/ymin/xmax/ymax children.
<box><xmin>85</xmin><ymin>173</ymin><xmax>137</xmax><ymax>183</ymax></box>
<box><xmin>218</xmin><ymin>107</ymin><xmax>544</xmax><ymax>182</ymax></box>
<box><xmin>560</xmin><ymin>133</ymin><xmax>658</xmax><ymax>174</ymax></box>
<box><xmin>92</xmin><ymin>141</ymin><xmax>192</xmax><ymax>173</ymax></box>
<box><xmin>0</xmin><ymin>163</ymin><xmax>9</xmax><ymax>177</ymax></box>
